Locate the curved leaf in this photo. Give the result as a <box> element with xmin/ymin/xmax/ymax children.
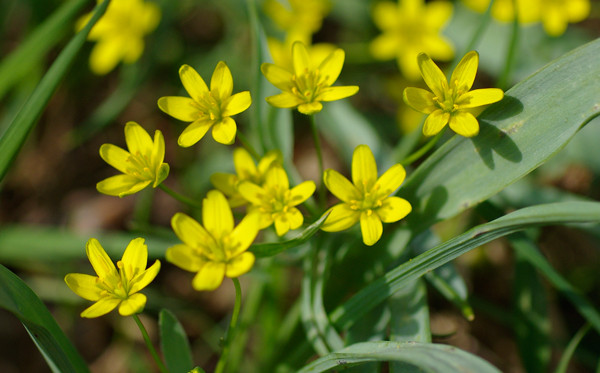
<box><xmin>159</xmin><ymin>309</ymin><xmax>194</xmax><ymax>373</ymax></box>
<box><xmin>297</xmin><ymin>341</ymin><xmax>500</xmax><ymax>373</ymax></box>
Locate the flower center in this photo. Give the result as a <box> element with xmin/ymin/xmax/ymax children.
<box><xmin>432</xmin><ymin>80</ymin><xmax>465</xmax><ymax>114</ymax></box>
<box><xmin>127</xmin><ymin>151</ymin><xmax>156</xmax><ymax>181</ymax></box>
<box><xmin>260</xmin><ymin>185</ymin><xmax>292</xmax><ymax>216</ymax></box>
<box><xmin>348</xmin><ymin>184</ymin><xmax>384</xmax><ymax>215</ymax></box>
<box><xmin>194</xmin><ymin>92</ymin><xmax>223</xmax><ymax>122</ymax></box>
<box><xmin>291</xmin><ymin>68</ymin><xmax>328</xmax><ymax>103</ymax></box>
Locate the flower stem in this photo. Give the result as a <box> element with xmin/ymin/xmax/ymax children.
<box><xmin>132</xmin><ymin>314</ymin><xmax>168</xmax><ymax>373</ymax></box>
<box><xmin>159</xmin><ymin>184</ymin><xmax>202</xmax><ymax>209</ymax></box>
<box><xmin>215</xmin><ymin>278</ymin><xmax>243</xmax><ymax>373</ymax></box>
<box><xmin>237</xmin><ymin>131</ymin><xmax>260</xmax><ymax>160</ymax></box>
<box><xmin>309</xmin><ymin>115</ymin><xmax>326</xmax><ymax>209</ymax></box>
<box><xmin>400</xmin><ymin>130</ymin><xmax>444</xmax><ymax>166</ymax></box>
<box><xmin>497</xmin><ymin>0</ymin><xmax>520</xmax><ymax>90</ymax></box>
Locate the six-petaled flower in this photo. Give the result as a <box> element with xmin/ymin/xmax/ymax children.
<box><xmin>321</xmin><ymin>145</ymin><xmax>412</xmax><ymax>246</ymax></box>
<box><xmin>158</xmin><ymin>62</ymin><xmax>252</xmax><ymax>146</ymax></box>
<box><xmin>403</xmin><ymin>51</ymin><xmax>504</xmax><ymax>137</ymax></box>
<box><xmin>97</xmin><ymin>122</ymin><xmax>169</xmax><ymax>197</ymax></box>
<box><xmin>65</xmin><ymin>238</ymin><xmax>161</xmax><ymax>318</ymax></box>
<box><xmin>166</xmin><ymin>191</ymin><xmax>260</xmax><ymax>291</ymax></box>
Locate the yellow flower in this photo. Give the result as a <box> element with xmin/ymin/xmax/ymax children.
<box><xmin>321</xmin><ymin>145</ymin><xmax>412</xmax><ymax>246</ymax></box>
<box><xmin>370</xmin><ymin>0</ymin><xmax>454</xmax><ymax>80</ymax></box>
<box><xmin>167</xmin><ymin>191</ymin><xmax>260</xmax><ymax>291</ymax></box>
<box><xmin>462</xmin><ymin>0</ymin><xmax>540</xmax><ymax>24</ymax></box>
<box><xmin>263</xmin><ymin>0</ymin><xmax>331</xmax><ymax>38</ymax></box>
<box><xmin>267</xmin><ymin>34</ymin><xmax>336</xmax><ymax>73</ymax></box>
<box><xmin>403</xmin><ymin>51</ymin><xmax>504</xmax><ymax>137</ymax></box>
<box><xmin>65</xmin><ymin>238</ymin><xmax>161</xmax><ymax>318</ymax></box>
<box><xmin>261</xmin><ymin>41</ymin><xmax>359</xmax><ymax>115</ymax></box>
<box><xmin>97</xmin><ymin>121</ymin><xmax>169</xmax><ymax>197</ymax></box>
<box><xmin>77</xmin><ymin>0</ymin><xmax>160</xmax><ymax>75</ymax></box>
<box><xmin>210</xmin><ymin>148</ymin><xmax>283</xmax><ymax>208</ymax></box>
<box><xmin>158</xmin><ymin>62</ymin><xmax>251</xmax><ymax>146</ymax></box>
<box><xmin>238</xmin><ymin>166</ymin><xmax>315</xmax><ymax>236</ymax></box>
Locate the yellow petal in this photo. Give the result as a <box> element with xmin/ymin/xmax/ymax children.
<box><xmin>360</xmin><ymin>211</ymin><xmax>383</xmax><ymax>246</ymax></box>
<box><xmin>154</xmin><ymin>164</ymin><xmax>169</xmax><ymax>188</ymax></box>
<box><xmin>80</xmin><ymin>297</ymin><xmax>121</xmax><ymax>318</ymax></box>
<box><xmin>289</xmin><ymin>181</ymin><xmax>316</xmax><ymax>206</ymax></box>
<box><xmin>274</xmin><ymin>214</ymin><xmax>291</xmax><ymax>236</ymax></box>
<box><xmin>178</xmin><ymin>118</ymin><xmax>213</xmax><ymax>147</ymax></box>
<box><xmin>229</xmin><ymin>212</ymin><xmax>260</xmax><ymax>257</ymax></box>
<box><xmin>210</xmin><ymin>172</ymin><xmax>238</xmax><ymax>196</ymax></box>
<box><xmin>292</xmin><ymin>41</ymin><xmax>311</xmax><ymax>77</ymax></box>
<box><xmin>96</xmin><ymin>175</ymin><xmax>151</xmax><ymax>197</ymax></box>
<box><xmin>179</xmin><ymin>64</ymin><xmax>208</xmax><ymax>102</ymax></box>
<box><xmin>321</xmin><ymin>204</ymin><xmax>360</xmax><ymax>232</ymax></box>
<box><xmin>129</xmin><ymin>260</ymin><xmax>160</xmax><ymax>294</ymax></box>
<box><xmin>64</xmin><ymin>273</ymin><xmax>102</xmax><ymax>301</ymax></box>
<box><xmin>261</xmin><ymin>63</ymin><xmax>294</xmax><ymax>91</ymax></box>
<box><xmin>542</xmin><ymin>6</ymin><xmax>567</xmax><ymax>36</ymax></box>
<box><xmin>225</xmin><ymin>252</ymin><xmax>255</xmax><ymax>278</ymax></box>
<box><xmin>323</xmin><ymin>169</ymin><xmax>361</xmax><ymax>202</ymax></box>
<box><xmin>89</xmin><ymin>38</ymin><xmax>123</xmax><ymax>75</ymax></box>
<box><xmin>266</xmin><ymin>92</ymin><xmax>303</xmax><ymax>109</ymax></box>
<box><xmin>151</xmin><ymin>130</ymin><xmax>166</xmax><ymax>170</ymax></box>
<box><xmin>403</xmin><ymin>87</ymin><xmax>437</xmax><ymax>114</ymax></box>
<box><xmin>86</xmin><ymin>238</ymin><xmax>116</xmax><ymax>279</ymax></box>
<box><xmin>423</xmin><ymin>110</ymin><xmax>450</xmax><ymax>137</ymax></box>
<box><xmin>222</xmin><ymin>91</ymin><xmax>251</xmax><ymax>117</ymax></box>
<box><xmin>237</xmin><ymin>181</ymin><xmax>265</xmax><ymax>206</ymax></box>
<box><xmin>157</xmin><ymin>96</ymin><xmax>199</xmax><ymax>122</ymax></box>
<box><xmin>234</xmin><ymin>147</ymin><xmax>257</xmax><ymax>179</ymax></box>
<box><xmin>450</xmin><ymin>51</ymin><xmax>478</xmax><ymax>92</ymax></box>
<box><xmin>372</xmin><ymin>1</ymin><xmax>399</xmax><ymax>30</ymax></box>
<box><xmin>298</xmin><ymin>102</ymin><xmax>323</xmax><ymax>114</ymax></box>
<box><xmin>352</xmin><ymin>145</ymin><xmax>378</xmax><ymax>192</ymax></box>
<box><xmin>417</xmin><ymin>53</ymin><xmax>447</xmax><ymax>99</ymax></box>
<box><xmin>192</xmin><ymin>262</ymin><xmax>226</xmax><ymax>291</ymax></box>
<box><xmin>567</xmin><ymin>0</ymin><xmax>590</xmax><ymax>22</ymax></box>
<box><xmin>456</xmin><ymin>88</ymin><xmax>504</xmax><ymax>109</ymax></box>
<box><xmin>377</xmin><ymin>196</ymin><xmax>412</xmax><ymax>223</ymax></box>
<box><xmin>257</xmin><ymin>150</ymin><xmax>283</xmax><ymax>174</ymax></box>
<box><xmin>125</xmin><ymin>121</ymin><xmax>153</xmax><ymax>157</ymax></box>
<box><xmin>318</xmin><ymin>48</ymin><xmax>345</xmax><ymax>86</ymax></box>
<box><xmin>171</xmin><ymin>213</ymin><xmax>214</xmax><ymax>249</ymax></box>
<box><xmin>370</xmin><ymin>34</ymin><xmax>399</xmax><ymax>60</ymax></box>
<box><xmin>99</xmin><ymin>144</ymin><xmax>130</xmax><ymax>174</ymax></box>
<box><xmin>318</xmin><ymin>86</ymin><xmax>359</xmax><ymax>102</ymax></box>
<box><xmin>264</xmin><ymin>166</ymin><xmax>289</xmax><ymax>190</ymax></box>
<box><xmin>166</xmin><ymin>244</ymin><xmax>205</xmax><ymax>272</ymax></box>
<box><xmin>203</xmin><ymin>190</ymin><xmax>234</xmax><ymax>239</ymax></box>
<box><xmin>286</xmin><ymin>208</ymin><xmax>304</xmax><ymax>231</ymax></box>
<box><xmin>212</xmin><ymin>117</ymin><xmax>237</xmax><ymax>145</ymax></box>
<box><xmin>210</xmin><ymin>61</ymin><xmax>233</xmax><ymax>100</ymax></box>
<box><xmin>424</xmin><ymin>1</ymin><xmax>453</xmax><ymax>29</ymax></box>
<box><xmin>374</xmin><ymin>164</ymin><xmax>406</xmax><ymax>197</ymax></box>
<box><xmin>120</xmin><ymin>238</ymin><xmax>147</xmax><ymax>280</ymax></box>
<box><xmin>122</xmin><ymin>36</ymin><xmax>144</xmax><ymax>64</ymax></box>
<box><xmin>449</xmin><ymin>111</ymin><xmax>479</xmax><ymax>137</ymax></box>
<box><xmin>118</xmin><ymin>293</ymin><xmax>147</xmax><ymax>316</ymax></box>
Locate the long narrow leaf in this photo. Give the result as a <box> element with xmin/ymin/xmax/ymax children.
<box><xmin>159</xmin><ymin>309</ymin><xmax>194</xmax><ymax>373</ymax></box>
<box><xmin>0</xmin><ymin>264</ymin><xmax>88</xmax><ymax>373</ymax></box>
<box><xmin>0</xmin><ymin>0</ymin><xmax>111</xmax><ymax>183</ymax></box>
<box><xmin>330</xmin><ymin>201</ymin><xmax>600</xmax><ymax>331</ymax></box>
<box><xmin>297</xmin><ymin>341</ymin><xmax>500</xmax><ymax>373</ymax></box>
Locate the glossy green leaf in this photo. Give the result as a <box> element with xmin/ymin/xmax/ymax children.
<box><xmin>0</xmin><ymin>264</ymin><xmax>88</xmax><ymax>373</ymax></box>
<box><xmin>159</xmin><ymin>309</ymin><xmax>194</xmax><ymax>373</ymax></box>
<box><xmin>250</xmin><ymin>212</ymin><xmax>329</xmax><ymax>257</ymax></box>
<box><xmin>0</xmin><ymin>0</ymin><xmax>88</xmax><ymax>100</ymax></box>
<box><xmin>0</xmin><ymin>0</ymin><xmax>111</xmax><ymax>183</ymax></box>
<box><xmin>297</xmin><ymin>341</ymin><xmax>500</xmax><ymax>373</ymax></box>
<box><xmin>398</xmin><ymin>38</ymin><xmax>600</xmax><ymax>234</ymax></box>
<box><xmin>330</xmin><ymin>201</ymin><xmax>600</xmax><ymax>331</ymax></box>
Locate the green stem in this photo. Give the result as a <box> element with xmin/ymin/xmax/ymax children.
<box><xmin>309</xmin><ymin>115</ymin><xmax>326</xmax><ymax>209</ymax></box>
<box><xmin>237</xmin><ymin>131</ymin><xmax>260</xmax><ymax>160</ymax></box>
<box><xmin>132</xmin><ymin>314</ymin><xmax>168</xmax><ymax>373</ymax></box>
<box><xmin>460</xmin><ymin>0</ymin><xmax>495</xmax><ymax>61</ymax></box>
<box><xmin>215</xmin><ymin>278</ymin><xmax>243</xmax><ymax>373</ymax></box>
<box><xmin>497</xmin><ymin>0</ymin><xmax>520</xmax><ymax>90</ymax></box>
<box><xmin>400</xmin><ymin>130</ymin><xmax>444</xmax><ymax>166</ymax></box>
<box><xmin>158</xmin><ymin>184</ymin><xmax>202</xmax><ymax>209</ymax></box>
<box><xmin>554</xmin><ymin>323</ymin><xmax>591</xmax><ymax>373</ymax></box>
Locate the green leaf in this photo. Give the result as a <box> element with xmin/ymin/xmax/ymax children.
<box><xmin>0</xmin><ymin>0</ymin><xmax>88</xmax><ymax>100</ymax></box>
<box><xmin>296</xmin><ymin>341</ymin><xmax>500</xmax><ymax>373</ymax></box>
<box><xmin>0</xmin><ymin>264</ymin><xmax>88</xmax><ymax>373</ymax></box>
<box><xmin>554</xmin><ymin>323</ymin><xmax>591</xmax><ymax>373</ymax></box>
<box><xmin>250</xmin><ymin>212</ymin><xmax>329</xmax><ymax>257</ymax></box>
<box><xmin>398</xmin><ymin>38</ymin><xmax>600</xmax><ymax>234</ymax></box>
<box><xmin>330</xmin><ymin>201</ymin><xmax>600</xmax><ymax>331</ymax></box>
<box><xmin>0</xmin><ymin>0</ymin><xmax>111</xmax><ymax>183</ymax></box>
<box><xmin>159</xmin><ymin>309</ymin><xmax>194</xmax><ymax>373</ymax></box>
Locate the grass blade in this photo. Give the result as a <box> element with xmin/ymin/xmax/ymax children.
<box><xmin>159</xmin><ymin>309</ymin><xmax>194</xmax><ymax>373</ymax></box>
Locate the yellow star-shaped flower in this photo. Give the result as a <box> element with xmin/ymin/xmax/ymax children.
<box><xmin>167</xmin><ymin>191</ymin><xmax>260</xmax><ymax>291</ymax></box>
<box><xmin>65</xmin><ymin>238</ymin><xmax>161</xmax><ymax>318</ymax></box>
<box><xmin>321</xmin><ymin>145</ymin><xmax>412</xmax><ymax>246</ymax></box>
<box><xmin>403</xmin><ymin>51</ymin><xmax>504</xmax><ymax>137</ymax></box>
<box><xmin>261</xmin><ymin>41</ymin><xmax>359</xmax><ymax>115</ymax></box>
<box><xmin>158</xmin><ymin>62</ymin><xmax>251</xmax><ymax>146</ymax></box>
<box><xmin>97</xmin><ymin>121</ymin><xmax>169</xmax><ymax>197</ymax></box>
<box><xmin>238</xmin><ymin>166</ymin><xmax>315</xmax><ymax>236</ymax></box>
